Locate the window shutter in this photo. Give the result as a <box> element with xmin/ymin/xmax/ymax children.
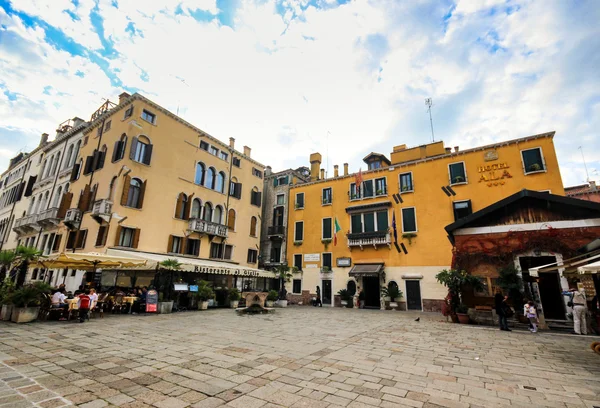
<box><xmin>66</xmin><ymin>231</ymin><xmax>77</xmax><ymax>249</ymax></box>
<box><xmin>83</xmin><ymin>155</ymin><xmax>94</xmax><ymax>175</ymax></box>
<box><xmin>234</xmin><ymin>183</ymin><xmax>242</xmax><ymax>199</ymax></box>
<box><xmin>129</xmin><ymin>137</ymin><xmax>139</xmax><ymax>160</ymax></box>
<box><xmin>57</xmin><ymin>192</ymin><xmax>73</xmax><ymax>218</ymax></box>
<box><xmin>257</xmin><ymin>192</ymin><xmax>262</xmax><ymax>207</ymax></box>
<box><xmin>77</xmin><ymin>184</ymin><xmax>91</xmax><ymax>211</ymax></box>
<box><xmin>120</xmin><ymin>175</ymin><xmax>131</xmax><ymax>206</ymax></box>
<box><xmin>52</xmin><ymin>234</ymin><xmax>62</xmax><ymax>252</ymax></box>
<box><xmin>98</xmin><ymin>150</ymin><xmax>106</xmax><ymax>169</ymax></box>
<box><xmin>24</xmin><ymin>176</ymin><xmax>36</xmax><ymax>197</ymax></box>
<box><xmin>138</xmin><ymin>180</ymin><xmax>147</xmax><ymax>209</ymax></box>
<box><xmin>132</xmin><ymin>229</ymin><xmax>140</xmax><ymax>248</ymax></box>
<box><xmin>70</xmin><ymin>163</ymin><xmax>80</xmax><ymax>181</ymax></box>
<box><xmin>16</xmin><ymin>182</ymin><xmax>25</xmax><ymax>201</ymax></box>
<box><xmin>88</xmin><ymin>185</ymin><xmax>97</xmax><ymax>211</ymax></box>
<box><xmin>76</xmin><ymin>230</ymin><xmax>87</xmax><ymax>249</ymax></box>
<box><xmin>180</xmin><ymin>237</ymin><xmax>186</xmax><ymax>254</ymax></box>
<box><xmin>167</xmin><ymin>235</ymin><xmax>173</xmax><ymax>252</ymax></box>
<box><xmin>143</xmin><ymin>144</ymin><xmax>153</xmax><ymax>165</ymax></box>
<box><xmin>114</xmin><ymin>226</ymin><xmax>122</xmax><ymax>246</ymax></box>
<box><xmin>175</xmin><ymin>194</ymin><xmax>184</xmax><ymax>219</ymax></box>
<box><xmin>273</xmin><ymin>178</ymin><xmax>278</xmax><ymax>187</ymax></box>
<box><xmin>112</xmin><ymin>141</ymin><xmax>120</xmax><ymax>162</ymax></box>
<box><xmin>184</xmin><ymin>193</ymin><xmax>194</xmax><ymax>220</ymax></box>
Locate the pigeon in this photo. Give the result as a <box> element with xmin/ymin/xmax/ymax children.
<box><xmin>415</xmin><ymin>317</ymin><xmax>420</xmax><ymax>322</ymax></box>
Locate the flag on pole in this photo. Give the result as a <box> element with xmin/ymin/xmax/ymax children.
<box><xmin>392</xmin><ymin>211</ymin><xmax>398</xmax><ymax>243</ymax></box>
<box><xmin>334</xmin><ymin>217</ymin><xmax>342</xmax><ymax>246</ymax></box>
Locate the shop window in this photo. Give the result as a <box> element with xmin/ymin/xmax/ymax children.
<box><xmin>401</xmin><ymin>207</ymin><xmax>417</xmax><ymax>233</ymax></box>
<box><xmin>322</xmin><ymin>187</ymin><xmax>332</xmax><ymax>205</ymax></box>
<box><xmin>185</xmin><ymin>239</ymin><xmax>200</xmax><ymax>256</ymax></box>
<box><xmin>522</xmin><ymin>147</ymin><xmax>546</xmax><ymax>174</ymax></box>
<box><xmin>453</xmin><ymin>200</ymin><xmax>472</xmax><ymax>221</ymax></box>
<box><xmin>247</xmin><ymin>249</ymin><xmax>258</xmax><ymax>263</ymax></box>
<box><xmin>295</xmin><ymin>192</ymin><xmax>304</xmax><ymax>209</ymax></box>
<box><xmin>449</xmin><ymin>162</ymin><xmax>467</xmax><ymax>185</ymax></box>
<box><xmin>293</xmin><ymin>254</ymin><xmax>302</xmax><ymax>271</ymax></box>
<box><xmin>322</xmin><ymin>218</ymin><xmax>332</xmax><ymax>240</ymax></box>
<box><xmin>375</xmin><ymin>177</ymin><xmax>387</xmax><ymax>196</ymax></box>
<box><xmin>292</xmin><ymin>279</ymin><xmax>302</xmax><ymax>294</ymax></box>
<box><xmin>294</xmin><ymin>221</ymin><xmax>303</xmax><ymax>242</ymax></box>
<box><xmin>141</xmin><ymin>109</ymin><xmax>156</xmax><ymax>124</ymax></box>
<box><xmin>399</xmin><ymin>172</ymin><xmax>413</xmax><ymax>193</ymax></box>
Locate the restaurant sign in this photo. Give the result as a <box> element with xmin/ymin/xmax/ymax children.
<box><xmin>478</xmin><ymin>162</ymin><xmax>512</xmax><ymax>187</ymax></box>
<box><xmin>191</xmin><ymin>266</ymin><xmax>261</xmax><ymax>277</ymax></box>
<box><xmin>146</xmin><ymin>289</ymin><xmax>158</xmax><ymax>313</ymax></box>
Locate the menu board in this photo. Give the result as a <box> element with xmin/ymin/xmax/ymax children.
<box><xmin>146</xmin><ymin>289</ymin><xmax>158</xmax><ymax>312</ymax></box>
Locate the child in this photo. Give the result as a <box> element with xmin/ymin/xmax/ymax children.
<box><xmin>77</xmin><ymin>290</ymin><xmax>91</xmax><ymax>323</ymax></box>
<box><xmin>527</xmin><ymin>301</ymin><xmax>538</xmax><ymax>333</ymax></box>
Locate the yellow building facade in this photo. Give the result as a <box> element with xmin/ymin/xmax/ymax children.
<box><xmin>58</xmin><ymin>93</ymin><xmax>269</xmax><ymax>289</ymax></box>
<box><xmin>286</xmin><ymin>132</ymin><xmax>564</xmax><ymax>310</ymax></box>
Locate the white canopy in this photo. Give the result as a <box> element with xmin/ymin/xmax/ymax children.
<box><xmin>577</xmin><ymin>259</ymin><xmax>600</xmax><ymax>274</ymax></box>
<box><xmin>528</xmin><ymin>251</ymin><xmax>600</xmax><ymax>277</ymax></box>
<box><xmin>106</xmin><ymin>248</ymin><xmax>275</xmax><ymax>278</ymax></box>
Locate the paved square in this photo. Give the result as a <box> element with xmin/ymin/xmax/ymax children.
<box><xmin>0</xmin><ymin>308</ymin><xmax>599</xmax><ymax>407</ymax></box>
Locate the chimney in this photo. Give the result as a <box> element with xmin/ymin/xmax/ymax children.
<box><xmin>229</xmin><ymin>137</ymin><xmax>235</xmax><ymax>149</ymax></box>
<box><xmin>310</xmin><ymin>153</ymin><xmax>322</xmax><ymax>181</ymax></box>
<box><xmin>334</xmin><ymin>165</ymin><xmax>339</xmax><ymax>178</ymax></box>
<box><xmin>320</xmin><ymin>169</ymin><xmax>325</xmax><ymax>180</ymax></box>
<box><xmin>445</xmin><ymin>147</ymin><xmax>452</xmax><ymax>154</ymax></box>
<box><xmin>343</xmin><ymin>163</ymin><xmax>348</xmax><ymax>176</ymax></box>
<box><xmin>454</xmin><ymin>146</ymin><xmax>459</xmax><ymax>152</ymax></box>
<box><xmin>590</xmin><ymin>180</ymin><xmax>597</xmax><ymax>192</ymax></box>
<box><xmin>118</xmin><ymin>92</ymin><xmax>130</xmax><ymax>105</ymax></box>
<box><xmin>39</xmin><ymin>133</ymin><xmax>49</xmax><ymax>147</ymax></box>
<box><xmin>265</xmin><ymin>166</ymin><xmax>272</xmax><ymax>177</ymax></box>
<box><xmin>243</xmin><ymin>146</ymin><xmax>251</xmax><ymax>157</ymax></box>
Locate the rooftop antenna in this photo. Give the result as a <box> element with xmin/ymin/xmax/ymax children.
<box><xmin>579</xmin><ymin>146</ymin><xmax>590</xmax><ymax>182</ymax></box>
<box><xmin>425</xmin><ymin>98</ymin><xmax>435</xmax><ymax>143</ymax></box>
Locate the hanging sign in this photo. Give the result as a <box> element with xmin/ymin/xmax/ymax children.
<box><xmin>146</xmin><ymin>290</ymin><xmax>158</xmax><ymax>313</ymax></box>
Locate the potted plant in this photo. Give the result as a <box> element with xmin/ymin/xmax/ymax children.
<box><xmin>293</xmin><ymin>241</ymin><xmax>303</xmax><ymax>246</ymax></box>
<box><xmin>402</xmin><ymin>233</ymin><xmax>417</xmax><ymax>245</ymax></box>
<box><xmin>497</xmin><ymin>265</ymin><xmax>526</xmax><ymax>323</ymax></box>
<box><xmin>382</xmin><ymin>285</ymin><xmax>403</xmax><ymax>309</ymax></box>
<box><xmin>228</xmin><ymin>288</ymin><xmax>241</xmax><ymax>309</ymax></box>
<box><xmin>337</xmin><ymin>289</ymin><xmax>352</xmax><ymax>307</ymax></box>
<box><xmin>272</xmin><ymin>265</ymin><xmax>293</xmax><ymax>307</ymax></box>
<box><xmin>10</xmin><ymin>282</ymin><xmax>51</xmax><ymax>323</ymax></box>
<box><xmin>0</xmin><ymin>276</ymin><xmax>16</xmax><ymax>321</ymax></box>
<box><xmin>435</xmin><ymin>269</ymin><xmax>483</xmax><ymax>322</ymax></box>
<box><xmin>401</xmin><ymin>185</ymin><xmax>410</xmax><ymax>192</ymax></box>
<box><xmin>455</xmin><ymin>303</ymin><xmax>470</xmax><ymax>324</ymax></box>
<box><xmin>266</xmin><ymin>290</ymin><xmax>278</xmax><ymax>307</ymax></box>
<box><xmin>452</xmin><ymin>176</ymin><xmax>465</xmax><ymax>184</ymax></box>
<box><xmin>321</xmin><ymin>266</ymin><xmax>331</xmax><ymax>273</ymax></box>
<box><xmin>196</xmin><ymin>281</ymin><xmax>214</xmax><ymax>310</ymax></box>
<box><xmin>529</xmin><ymin>163</ymin><xmax>541</xmax><ymax>172</ymax></box>
<box><xmin>158</xmin><ymin>259</ymin><xmax>181</xmax><ymax>313</ymax></box>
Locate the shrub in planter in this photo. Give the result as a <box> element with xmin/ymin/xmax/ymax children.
<box><xmin>435</xmin><ymin>269</ymin><xmax>483</xmax><ymax>318</ymax></box>
<box><xmin>228</xmin><ymin>288</ymin><xmax>241</xmax><ymax>309</ymax></box>
<box><xmin>196</xmin><ymin>281</ymin><xmax>214</xmax><ymax>310</ymax></box>
<box><xmin>266</xmin><ymin>290</ymin><xmax>278</xmax><ymax>307</ymax></box>
<box><xmin>10</xmin><ymin>284</ymin><xmax>48</xmax><ymax>323</ymax></box>
<box><xmin>337</xmin><ymin>289</ymin><xmax>353</xmax><ymax>307</ymax></box>
<box><xmin>455</xmin><ymin>303</ymin><xmax>470</xmax><ymax>324</ymax></box>
<box><xmin>0</xmin><ymin>277</ymin><xmax>16</xmax><ymax>321</ymax></box>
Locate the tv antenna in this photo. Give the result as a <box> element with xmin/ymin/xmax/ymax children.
<box><xmin>579</xmin><ymin>146</ymin><xmax>590</xmax><ymax>182</ymax></box>
<box><xmin>425</xmin><ymin>98</ymin><xmax>435</xmax><ymax>142</ymax></box>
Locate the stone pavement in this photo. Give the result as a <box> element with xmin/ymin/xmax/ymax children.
<box><xmin>0</xmin><ymin>307</ymin><xmax>598</xmax><ymax>408</ymax></box>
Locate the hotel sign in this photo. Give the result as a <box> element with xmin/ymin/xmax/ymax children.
<box><xmin>478</xmin><ymin>162</ymin><xmax>512</xmax><ymax>187</ymax></box>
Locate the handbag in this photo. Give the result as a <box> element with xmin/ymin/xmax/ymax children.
<box><xmin>503</xmin><ymin>304</ymin><xmax>514</xmax><ymax>317</ymax></box>
<box><xmin>567</xmin><ymin>294</ymin><xmax>574</xmax><ymax>308</ymax></box>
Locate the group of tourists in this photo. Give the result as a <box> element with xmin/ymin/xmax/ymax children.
<box><xmin>50</xmin><ymin>284</ymin><xmax>98</xmax><ymax>323</ymax></box>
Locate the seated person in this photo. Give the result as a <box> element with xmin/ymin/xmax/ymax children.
<box><xmin>51</xmin><ymin>289</ymin><xmax>68</xmax><ymax>320</ymax></box>
<box><xmin>89</xmin><ymin>288</ymin><xmax>99</xmax><ymax>311</ymax></box>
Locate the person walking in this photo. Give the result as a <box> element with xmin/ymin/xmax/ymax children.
<box><xmin>526</xmin><ymin>301</ymin><xmax>538</xmax><ymax>333</ymax></box>
<box><xmin>563</xmin><ymin>285</ymin><xmax>587</xmax><ymax>335</ymax></box>
<box><xmin>495</xmin><ymin>289</ymin><xmax>510</xmax><ymax>331</ymax></box>
<box><xmin>315</xmin><ymin>286</ymin><xmax>322</xmax><ymax>307</ymax></box>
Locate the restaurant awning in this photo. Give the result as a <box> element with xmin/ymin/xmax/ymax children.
<box><xmin>37</xmin><ymin>252</ymin><xmax>147</xmax><ymax>271</ymax></box>
<box><xmin>528</xmin><ymin>249</ymin><xmax>600</xmax><ymax>277</ymax></box>
<box><xmin>348</xmin><ymin>263</ymin><xmax>384</xmax><ymax>277</ymax></box>
<box><xmin>106</xmin><ymin>249</ymin><xmax>275</xmax><ymax>278</ymax></box>
<box><xmin>577</xmin><ymin>259</ymin><xmax>600</xmax><ymax>274</ymax></box>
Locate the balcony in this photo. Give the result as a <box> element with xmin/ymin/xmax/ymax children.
<box><xmin>92</xmin><ymin>199</ymin><xmax>113</xmax><ymax>223</ymax></box>
<box><xmin>64</xmin><ymin>208</ymin><xmax>82</xmax><ymax>229</ymax></box>
<box><xmin>267</xmin><ymin>225</ymin><xmax>286</xmax><ymax>239</ymax></box>
<box><xmin>188</xmin><ymin>218</ymin><xmax>228</xmax><ymax>238</ymax></box>
<box><xmin>13</xmin><ymin>214</ymin><xmax>40</xmax><ymax>233</ymax></box>
<box><xmin>347</xmin><ymin>231</ymin><xmax>391</xmax><ymax>250</ymax></box>
<box><xmin>36</xmin><ymin>207</ymin><xmax>60</xmax><ymax>227</ymax></box>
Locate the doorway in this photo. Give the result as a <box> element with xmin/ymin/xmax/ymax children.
<box><xmin>322</xmin><ymin>279</ymin><xmax>332</xmax><ymax>305</ymax></box>
<box><xmin>405</xmin><ymin>280</ymin><xmax>422</xmax><ymax>310</ymax></box>
<box><xmin>520</xmin><ymin>256</ymin><xmax>565</xmax><ymax>320</ymax></box>
<box><xmin>363</xmin><ymin>276</ymin><xmax>380</xmax><ymax>308</ymax></box>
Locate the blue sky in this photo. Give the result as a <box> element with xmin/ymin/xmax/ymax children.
<box><xmin>0</xmin><ymin>0</ymin><xmax>599</xmax><ymax>187</ymax></box>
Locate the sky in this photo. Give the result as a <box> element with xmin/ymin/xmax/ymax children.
<box><xmin>0</xmin><ymin>0</ymin><xmax>598</xmax><ymax>187</ymax></box>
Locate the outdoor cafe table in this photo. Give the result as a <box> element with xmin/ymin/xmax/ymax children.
<box><xmin>66</xmin><ymin>298</ymin><xmax>78</xmax><ymax>311</ymax></box>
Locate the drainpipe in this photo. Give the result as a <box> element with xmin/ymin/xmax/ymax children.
<box><xmin>221</xmin><ymin>145</ymin><xmax>235</xmax><ymax>261</ymax></box>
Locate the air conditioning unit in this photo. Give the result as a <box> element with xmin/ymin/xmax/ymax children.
<box><xmin>64</xmin><ymin>209</ymin><xmax>82</xmax><ymax>228</ymax></box>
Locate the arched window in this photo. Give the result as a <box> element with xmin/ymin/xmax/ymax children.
<box><xmin>74</xmin><ymin>158</ymin><xmax>83</xmax><ymax>181</ymax></box>
<box><xmin>71</xmin><ymin>141</ymin><xmax>81</xmax><ymax>167</ymax></box>
<box><xmin>34</xmin><ymin>194</ymin><xmax>42</xmax><ymax>214</ymax></box>
<box><xmin>388</xmin><ymin>281</ymin><xmax>398</xmax><ymax>291</ymax></box>
<box><xmin>194</xmin><ymin>162</ymin><xmax>205</xmax><ymax>185</ymax></box>
<box><xmin>41</xmin><ymin>191</ymin><xmax>49</xmax><ymax>212</ymax></box>
<box><xmin>126</xmin><ymin>178</ymin><xmax>142</xmax><ymax>208</ymax></box>
<box><xmin>250</xmin><ymin>216</ymin><xmax>257</xmax><ymax>236</ymax></box>
<box><xmin>203</xmin><ymin>202</ymin><xmax>213</xmax><ymax>222</ymax></box>
<box><xmin>108</xmin><ymin>177</ymin><xmax>117</xmax><ymax>201</ymax></box>
<box><xmin>205</xmin><ymin>167</ymin><xmax>215</xmax><ymax>189</ymax></box>
<box><xmin>64</xmin><ymin>183</ymin><xmax>69</xmax><ymax>192</ymax></box>
<box><xmin>347</xmin><ymin>280</ymin><xmax>357</xmax><ymax>296</ymax></box>
<box><xmin>51</xmin><ymin>153</ymin><xmax>60</xmax><ymax>176</ymax></box>
<box><xmin>191</xmin><ymin>198</ymin><xmax>202</xmax><ymax>219</ymax></box>
<box><xmin>40</xmin><ymin>159</ymin><xmax>47</xmax><ymax>178</ymax></box>
<box><xmin>52</xmin><ymin>186</ymin><xmax>62</xmax><ymax>208</ymax></box>
<box><xmin>175</xmin><ymin>193</ymin><xmax>188</xmax><ymax>219</ymax></box>
<box><xmin>214</xmin><ymin>205</ymin><xmax>223</xmax><ymax>224</ymax></box>
<box><xmin>131</xmin><ymin>135</ymin><xmax>152</xmax><ymax>165</ymax></box>
<box><xmin>28</xmin><ymin>196</ymin><xmax>36</xmax><ymax>215</ymax></box>
<box><xmin>216</xmin><ymin>171</ymin><xmax>225</xmax><ymax>193</ymax></box>
<box><xmin>227</xmin><ymin>209</ymin><xmax>236</xmax><ymax>230</ymax></box>
<box><xmin>64</xmin><ymin>144</ymin><xmax>74</xmax><ymax>169</ymax></box>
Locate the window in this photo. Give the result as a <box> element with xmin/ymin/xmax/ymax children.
<box><xmin>227</xmin><ymin>209</ymin><xmax>237</xmax><ymax>230</ymax></box>
<box><xmin>350</xmin><ymin>183</ymin><xmax>360</xmax><ymax>200</ymax></box>
<box><xmin>295</xmin><ymin>192</ymin><xmax>304</xmax><ymax>209</ymax></box>
<box><xmin>252</xmin><ymin>168</ymin><xmax>263</xmax><ymax>179</ymax></box>
<box><xmin>347</xmin><ymin>280</ymin><xmax>356</xmax><ymax>296</ymax></box>
<box><xmin>247</xmin><ymin>249</ymin><xmax>258</xmax><ymax>263</ymax></box>
<box><xmin>216</xmin><ymin>172</ymin><xmax>225</xmax><ymax>193</ymax></box>
<box><xmin>219</xmin><ymin>151</ymin><xmax>228</xmax><ymax>161</ymax></box>
<box><xmin>368</xmin><ymin>161</ymin><xmax>381</xmax><ymax>170</ymax></box>
<box><xmin>175</xmin><ymin>193</ymin><xmax>188</xmax><ymax>219</ymax></box>
<box><xmin>71</xmin><ymin>269</ymin><xmax>76</xmax><ymax>277</ymax></box>
<box><xmin>209</xmin><ymin>146</ymin><xmax>219</xmax><ymax>156</ymax></box>
<box><xmin>199</xmin><ymin>141</ymin><xmax>209</xmax><ymax>151</ymax></box>
<box><xmin>350</xmin><ymin>210</ymin><xmax>388</xmax><ymax>233</ymax></box>
<box><xmin>276</xmin><ymin>194</ymin><xmax>285</xmax><ymax>205</ymax></box>
<box><xmin>185</xmin><ymin>239</ymin><xmax>200</xmax><ymax>256</ymax></box>
<box><xmin>75</xmin><ymin>229</ymin><xmax>87</xmax><ymax>249</ymax></box>
<box><xmin>229</xmin><ymin>179</ymin><xmax>242</xmax><ymax>199</ymax></box>
<box><xmin>399</xmin><ymin>172</ymin><xmax>413</xmax><ymax>193</ymax></box>
<box><xmin>131</xmin><ymin>136</ymin><xmax>152</xmax><ymax>165</ymax></box>
<box><xmin>362</xmin><ymin>179</ymin><xmax>374</xmax><ymax>198</ymax></box>
<box><xmin>104</xmin><ymin>120</ymin><xmax>111</xmax><ymax>132</ymax></box>
<box><xmin>124</xmin><ymin>105</ymin><xmax>133</xmax><ymax>119</ymax></box>
<box><xmin>191</xmin><ymin>198</ymin><xmax>202</xmax><ymax>219</ymax></box>
<box><xmin>64</xmin><ymin>144</ymin><xmax>74</xmax><ymax>169</ymax></box>
<box><xmin>66</xmin><ymin>231</ymin><xmax>77</xmax><ymax>250</ymax></box>
<box><xmin>293</xmin><ymin>254</ymin><xmax>302</xmax><ymax>271</ymax></box>
<box><xmin>119</xmin><ymin>227</ymin><xmax>136</xmax><ymax>247</ymax></box>
<box><xmin>292</xmin><ymin>279</ymin><xmax>302</xmax><ymax>294</ymax></box>
<box><xmin>224</xmin><ymin>244</ymin><xmax>233</xmax><ymax>260</ymax></box>
<box><xmin>31</xmin><ymin>269</ymin><xmax>38</xmax><ymax>280</ymax></box>
<box><xmin>112</xmin><ymin>134</ymin><xmax>127</xmax><ymax>162</ymax></box>
<box><xmin>522</xmin><ymin>147</ymin><xmax>545</xmax><ymax>174</ymax></box>
<box><xmin>141</xmin><ymin>109</ymin><xmax>156</xmax><ymax>124</ymax></box>
<box><xmin>322</xmin><ymin>188</ymin><xmax>332</xmax><ymax>205</ymax></box>
<box><xmin>375</xmin><ymin>177</ymin><xmax>386</xmax><ymax>196</ymax></box>
<box><xmin>170</xmin><ymin>236</ymin><xmax>183</xmax><ymax>253</ymax></box>
<box><xmin>250</xmin><ymin>216</ymin><xmax>257</xmax><ymax>236</ymax></box>
<box><xmin>195</xmin><ymin>162</ymin><xmax>205</xmax><ymax>185</ymax></box>
<box><xmin>206</xmin><ymin>167</ymin><xmax>215</xmax><ymax>189</ymax></box>
<box><xmin>270</xmin><ymin>245</ymin><xmax>282</xmax><ymax>263</ymax></box>
<box><xmin>95</xmin><ymin>225</ymin><xmax>108</xmax><ymax>247</ymax></box>
<box><xmin>126</xmin><ymin>178</ymin><xmax>143</xmax><ymax>208</ymax></box>
<box><xmin>453</xmin><ymin>200</ymin><xmax>472</xmax><ymax>221</ymax></box>
<box><xmin>250</xmin><ymin>189</ymin><xmax>262</xmax><ymax>206</ymax></box>
<box><xmin>214</xmin><ymin>206</ymin><xmax>223</xmax><ymax>224</ymax></box>
<box><xmin>401</xmin><ymin>207</ymin><xmax>417</xmax><ymax>233</ymax></box>
<box><xmin>449</xmin><ymin>162</ymin><xmax>467</xmax><ymax>185</ymax></box>
<box><xmin>322</xmin><ymin>253</ymin><xmax>332</xmax><ymax>269</ymax></box>
<box><xmin>233</xmin><ymin>157</ymin><xmax>241</xmax><ymax>167</ymax></box>
<box><xmin>203</xmin><ymin>203</ymin><xmax>213</xmax><ymax>222</ymax></box>
<box><xmin>276</xmin><ymin>176</ymin><xmax>288</xmax><ymax>186</ymax></box>
<box><xmin>322</xmin><ymin>218</ymin><xmax>332</xmax><ymax>240</ymax></box>
<box><xmin>294</xmin><ymin>221</ymin><xmax>304</xmax><ymax>242</ymax></box>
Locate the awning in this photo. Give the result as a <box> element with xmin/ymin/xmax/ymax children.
<box><xmin>528</xmin><ymin>249</ymin><xmax>600</xmax><ymax>277</ymax></box>
<box><xmin>349</xmin><ymin>263</ymin><xmax>383</xmax><ymax>277</ymax></box>
<box><xmin>37</xmin><ymin>252</ymin><xmax>147</xmax><ymax>271</ymax></box>
<box><xmin>577</xmin><ymin>259</ymin><xmax>600</xmax><ymax>274</ymax></box>
<box><xmin>106</xmin><ymin>249</ymin><xmax>275</xmax><ymax>278</ymax></box>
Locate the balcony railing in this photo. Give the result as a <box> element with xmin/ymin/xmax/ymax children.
<box><xmin>267</xmin><ymin>225</ymin><xmax>286</xmax><ymax>236</ymax></box>
<box><xmin>347</xmin><ymin>231</ymin><xmax>391</xmax><ymax>249</ymax></box>
<box><xmin>13</xmin><ymin>214</ymin><xmax>39</xmax><ymax>231</ymax></box>
<box><xmin>36</xmin><ymin>207</ymin><xmax>60</xmax><ymax>226</ymax></box>
<box><xmin>188</xmin><ymin>218</ymin><xmax>228</xmax><ymax>238</ymax></box>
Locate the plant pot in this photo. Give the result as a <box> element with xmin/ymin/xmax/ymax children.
<box><xmin>389</xmin><ymin>302</ymin><xmax>398</xmax><ymax>309</ymax></box>
<box><xmin>11</xmin><ymin>307</ymin><xmax>39</xmax><ymax>323</ymax></box>
<box><xmin>383</xmin><ymin>296</ymin><xmax>391</xmax><ymax>302</ymax></box>
<box><xmin>341</xmin><ymin>300</ymin><xmax>348</xmax><ymax>306</ymax></box>
<box><xmin>456</xmin><ymin>313</ymin><xmax>470</xmax><ymax>324</ymax></box>
<box><xmin>266</xmin><ymin>300</ymin><xmax>274</xmax><ymax>307</ymax></box>
<box><xmin>1</xmin><ymin>304</ymin><xmax>13</xmax><ymax>321</ymax></box>
<box><xmin>230</xmin><ymin>300</ymin><xmax>239</xmax><ymax>309</ymax></box>
<box><xmin>199</xmin><ymin>301</ymin><xmax>209</xmax><ymax>310</ymax></box>
<box><xmin>277</xmin><ymin>300</ymin><xmax>288</xmax><ymax>308</ymax></box>
<box><xmin>157</xmin><ymin>301</ymin><xmax>174</xmax><ymax>314</ymax></box>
